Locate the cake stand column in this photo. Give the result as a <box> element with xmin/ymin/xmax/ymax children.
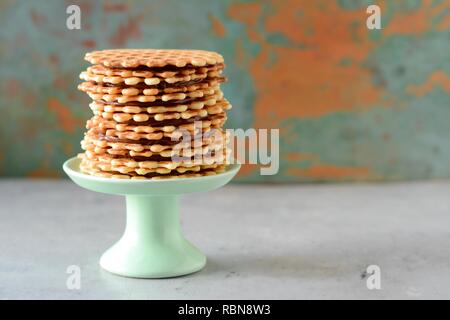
<box><xmin>100</xmin><ymin>194</ymin><xmax>206</xmax><ymax>278</ymax></box>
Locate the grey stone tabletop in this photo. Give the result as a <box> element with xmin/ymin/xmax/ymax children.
<box><xmin>0</xmin><ymin>179</ymin><xmax>449</xmax><ymax>299</ymax></box>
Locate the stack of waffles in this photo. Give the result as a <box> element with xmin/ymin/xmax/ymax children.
<box><xmin>77</xmin><ymin>49</ymin><xmax>231</xmax><ymax>179</ymax></box>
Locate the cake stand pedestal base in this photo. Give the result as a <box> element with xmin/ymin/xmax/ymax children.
<box><xmin>63</xmin><ymin>157</ymin><xmax>240</xmax><ymax>278</ymax></box>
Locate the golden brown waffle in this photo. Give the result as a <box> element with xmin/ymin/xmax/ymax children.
<box><xmin>80</xmin><ymin>68</ymin><xmax>223</xmax><ymax>86</ymax></box>
<box><xmin>82</xmin><ymin>142</ymin><xmax>227</xmax><ymax>159</ymax></box>
<box><xmin>82</xmin><ymin>132</ymin><xmax>229</xmax><ymax>168</ymax></box>
<box><xmin>78</xmin><ymin>79</ymin><xmax>222</xmax><ymax>96</ymax></box>
<box><xmin>88</xmin><ymin>97</ymin><xmax>230</xmax><ymax>115</ymax></box>
<box><xmin>86</xmin><ymin>112</ymin><xmax>227</xmax><ymax>134</ymax></box>
<box><xmin>85</xmin><ymin>49</ymin><xmax>224</xmax><ymax>68</ymax></box>
<box><xmin>79</xmin><ymin>161</ymin><xmax>226</xmax><ymax>180</ymax></box>
<box><xmin>78</xmin><ymin>48</ymin><xmax>231</xmax><ymax>179</ymax></box>
<box><xmin>82</xmin><ymin>129</ymin><xmax>228</xmax><ymax>154</ymax></box>
<box><xmin>86</xmin><ymin>63</ymin><xmax>224</xmax><ymax>79</ymax></box>
<box><xmin>93</xmin><ymin>103</ymin><xmax>229</xmax><ymax>124</ymax></box>
<box><xmin>85</xmin><ymin>85</ymin><xmax>219</xmax><ymax>103</ymax></box>
<box><xmin>79</xmin><ymin>153</ymin><xmax>227</xmax><ymax>176</ymax></box>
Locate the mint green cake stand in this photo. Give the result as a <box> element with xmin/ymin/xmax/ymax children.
<box><xmin>63</xmin><ymin>157</ymin><xmax>240</xmax><ymax>278</ymax></box>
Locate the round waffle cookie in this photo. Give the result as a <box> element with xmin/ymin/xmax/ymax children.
<box><xmin>88</xmin><ymin>97</ymin><xmax>230</xmax><ymax>115</ymax></box>
<box><xmin>86</xmin><ymin>85</ymin><xmax>220</xmax><ymax>104</ymax></box>
<box><xmin>79</xmin><ymin>160</ymin><xmax>226</xmax><ymax>180</ymax></box>
<box><xmin>79</xmin><ymin>153</ymin><xmax>227</xmax><ymax>177</ymax></box>
<box><xmin>92</xmin><ymin>103</ymin><xmax>229</xmax><ymax>124</ymax></box>
<box><xmin>85</xmin><ymin>113</ymin><xmax>227</xmax><ymax>135</ymax></box>
<box><xmin>85</xmin><ymin>49</ymin><xmax>224</xmax><ymax>68</ymax></box>
<box><xmin>82</xmin><ymin>127</ymin><xmax>228</xmax><ymax>153</ymax></box>
<box><xmin>77</xmin><ymin>48</ymin><xmax>231</xmax><ymax>179</ymax></box>
<box><xmin>81</xmin><ymin>64</ymin><xmax>224</xmax><ymax>85</ymax></box>
<box><xmin>78</xmin><ymin>78</ymin><xmax>222</xmax><ymax>96</ymax></box>
<box><xmin>86</xmin><ymin>63</ymin><xmax>224</xmax><ymax>78</ymax></box>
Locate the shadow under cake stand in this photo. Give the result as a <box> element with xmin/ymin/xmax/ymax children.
<box><xmin>63</xmin><ymin>157</ymin><xmax>240</xmax><ymax>278</ymax></box>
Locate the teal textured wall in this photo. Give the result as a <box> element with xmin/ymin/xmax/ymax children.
<box><xmin>1</xmin><ymin>0</ymin><xmax>450</xmax><ymax>181</ymax></box>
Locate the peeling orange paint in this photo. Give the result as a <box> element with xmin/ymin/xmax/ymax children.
<box><xmin>5</xmin><ymin>79</ymin><xmax>19</xmax><ymax>97</ymax></box>
<box><xmin>228</xmin><ymin>0</ymin><xmax>386</xmax><ymax>125</ymax></box>
<box><xmin>384</xmin><ymin>9</ymin><xmax>428</xmax><ymax>35</ymax></box>
<box><xmin>384</xmin><ymin>0</ymin><xmax>450</xmax><ymax>35</ymax></box>
<box><xmin>234</xmin><ymin>38</ymin><xmax>247</xmax><ymax>67</ymax></box>
<box><xmin>82</xmin><ymin>39</ymin><xmax>96</xmax><ymax>49</ymax></box>
<box><xmin>63</xmin><ymin>141</ymin><xmax>74</xmax><ymax>156</ymax></box>
<box><xmin>20</xmin><ymin>117</ymin><xmax>40</xmax><ymax>138</ymax></box>
<box><xmin>30</xmin><ymin>9</ymin><xmax>46</xmax><ymax>26</ymax></box>
<box><xmin>227</xmin><ymin>2</ymin><xmax>261</xmax><ymax>26</ymax></box>
<box><xmin>103</xmin><ymin>2</ymin><xmax>128</xmax><ymax>12</ymax></box>
<box><xmin>236</xmin><ymin>163</ymin><xmax>258</xmax><ymax>178</ymax></box>
<box><xmin>285</xmin><ymin>152</ymin><xmax>318</xmax><ymax>162</ymax></box>
<box><xmin>28</xmin><ymin>168</ymin><xmax>61</xmax><ymax>178</ymax></box>
<box><xmin>47</xmin><ymin>98</ymin><xmax>78</xmax><ymax>133</ymax></box>
<box><xmin>53</xmin><ymin>75</ymin><xmax>67</xmax><ymax>90</ymax></box>
<box><xmin>437</xmin><ymin>12</ymin><xmax>450</xmax><ymax>31</ymax></box>
<box><xmin>28</xmin><ymin>143</ymin><xmax>61</xmax><ymax>178</ymax></box>
<box><xmin>407</xmin><ymin>71</ymin><xmax>450</xmax><ymax>97</ymax></box>
<box><xmin>288</xmin><ymin>165</ymin><xmax>372</xmax><ymax>180</ymax></box>
<box><xmin>109</xmin><ymin>16</ymin><xmax>142</xmax><ymax>47</ymax></box>
<box><xmin>48</xmin><ymin>53</ymin><xmax>59</xmax><ymax>66</ymax></box>
<box><xmin>209</xmin><ymin>14</ymin><xmax>227</xmax><ymax>38</ymax></box>
<box><xmin>227</xmin><ymin>2</ymin><xmax>263</xmax><ymax>42</ymax></box>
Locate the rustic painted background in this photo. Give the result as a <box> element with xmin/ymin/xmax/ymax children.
<box><xmin>1</xmin><ymin>0</ymin><xmax>450</xmax><ymax>182</ymax></box>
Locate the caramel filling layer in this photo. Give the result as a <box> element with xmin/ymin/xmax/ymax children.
<box><xmin>100</xmin><ymin>76</ymin><xmax>225</xmax><ymax>89</ymax></box>
<box><xmin>106</xmin><ymin>150</ymin><xmax>218</xmax><ymax>162</ymax></box>
<box><xmin>98</xmin><ymin>96</ymin><xmax>200</xmax><ymax>107</ymax></box>
<box><xmin>108</xmin><ymin>63</ymin><xmax>225</xmax><ymax>73</ymax></box>
<box><xmin>94</xmin><ymin>128</ymin><xmax>223</xmax><ymax>145</ymax></box>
